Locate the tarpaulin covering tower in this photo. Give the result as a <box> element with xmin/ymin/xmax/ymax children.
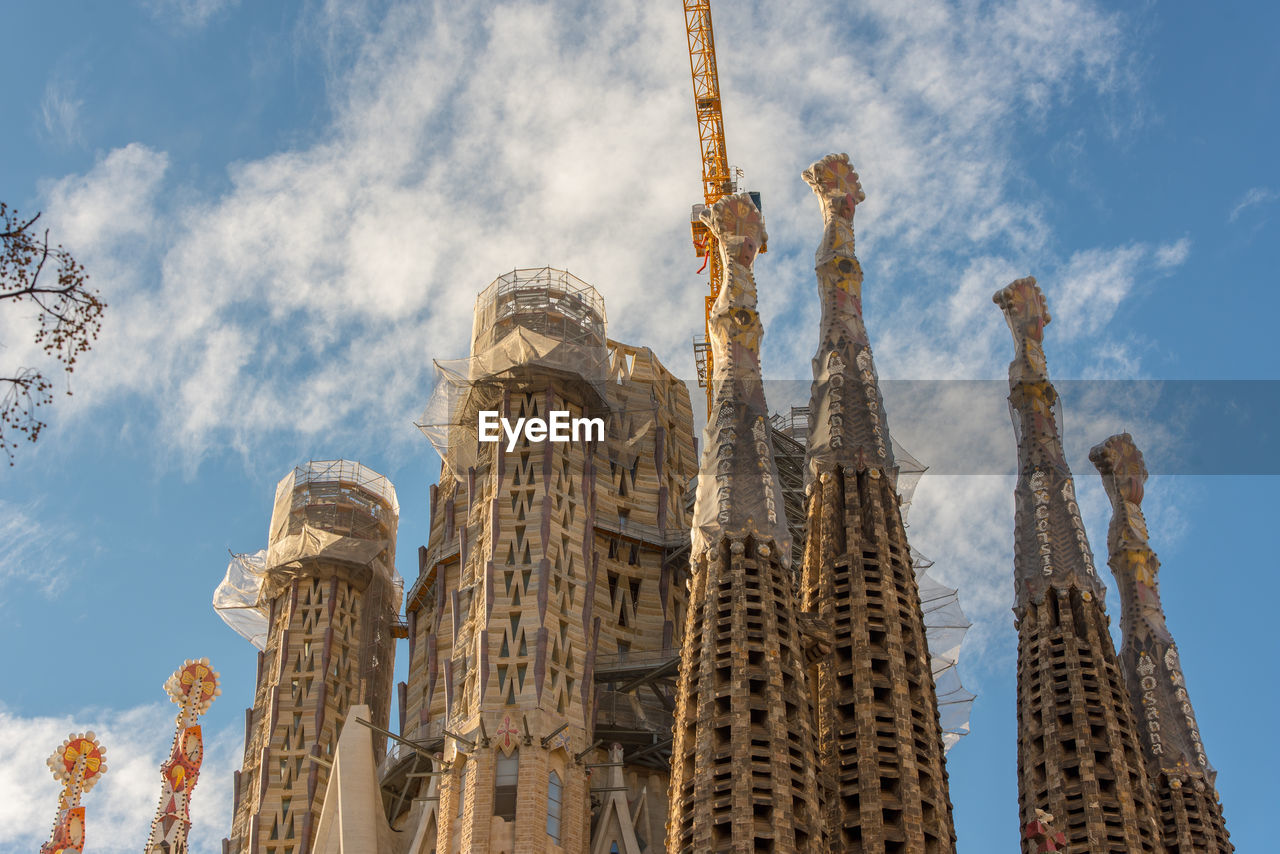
<box><xmin>401</xmin><ymin>268</ymin><xmax>698</xmax><ymax>854</ymax></box>
<box><xmin>219</xmin><ymin>460</ymin><xmax>400</xmax><ymax>853</ymax></box>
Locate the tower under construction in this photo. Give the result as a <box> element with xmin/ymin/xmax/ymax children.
<box><xmin>1090</xmin><ymin>433</ymin><xmax>1232</xmax><ymax>853</ymax></box>
<box><xmin>799</xmin><ymin>153</ymin><xmax>956</xmax><ymax>853</ymax></box>
<box><xmin>995</xmin><ymin>278</ymin><xmax>1163</xmax><ymax>852</ymax></box>
<box><xmin>398</xmin><ymin>267</ymin><xmax>698</xmax><ymax>854</ymax></box>
<box><xmin>220</xmin><ymin>460</ymin><xmax>401</xmax><ymax>854</ymax></box>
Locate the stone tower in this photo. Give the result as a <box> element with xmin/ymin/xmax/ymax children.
<box><xmin>400</xmin><ymin>268</ymin><xmax>697</xmax><ymax>854</ymax></box>
<box><xmin>668</xmin><ymin>194</ymin><xmax>825</xmax><ymax>852</ymax></box>
<box><xmin>799</xmin><ymin>153</ymin><xmax>956</xmax><ymax>853</ymax></box>
<box><xmin>994</xmin><ymin>278</ymin><xmax>1163</xmax><ymax>853</ymax></box>
<box><xmin>225</xmin><ymin>460</ymin><xmax>400</xmax><ymax>854</ymax></box>
<box><xmin>1089</xmin><ymin>433</ymin><xmax>1232</xmax><ymax>853</ymax></box>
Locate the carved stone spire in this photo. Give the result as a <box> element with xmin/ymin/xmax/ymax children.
<box><xmin>994</xmin><ymin>276</ymin><xmax>1106</xmax><ymax>614</ymax></box>
<box><xmin>801</xmin><ymin>152</ymin><xmax>893</xmax><ymax>478</ymax></box>
<box><xmin>1090</xmin><ymin>433</ymin><xmax>1233</xmax><ymax>853</ymax></box>
<box><xmin>995</xmin><ymin>277</ymin><xmax>1164</xmax><ymax>853</ymax></box>
<box><xmin>670</xmin><ymin>193</ymin><xmax>825</xmax><ymax>852</ymax></box>
<box><xmin>689</xmin><ymin>192</ymin><xmax>791</xmax><ymax>563</ymax></box>
<box><xmin>797</xmin><ymin>154</ymin><xmax>957</xmax><ymax>853</ymax></box>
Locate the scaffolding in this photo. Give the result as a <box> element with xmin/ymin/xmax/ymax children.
<box><xmin>274</xmin><ymin>459</ymin><xmax>399</xmax><ymax>543</ymax></box>
<box><xmin>772</xmin><ymin>405</ymin><xmax>926</xmax><ymax>511</ymax></box>
<box><xmin>212</xmin><ymin>459</ymin><xmax>402</xmax><ymax>654</ymax></box>
<box><xmin>417</xmin><ymin>268</ymin><xmax>612</xmax><ymax>480</ymax></box>
<box><xmin>593</xmin><ymin>649</ymin><xmax>680</xmax><ymax>772</ymax></box>
<box><xmin>913</xmin><ymin>551</ymin><xmax>975</xmax><ymax>751</ymax></box>
<box><xmin>770</xmin><ymin>426</ymin><xmax>808</xmax><ymax>567</ymax></box>
<box><xmin>471</xmin><ymin>267</ymin><xmax>606</xmax><ymax>355</ymax></box>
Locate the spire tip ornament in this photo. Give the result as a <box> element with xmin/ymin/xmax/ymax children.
<box><xmin>41</xmin><ymin>732</ymin><xmax>106</xmax><ymax>854</ymax></box>
<box><xmin>689</xmin><ymin>191</ymin><xmax>791</xmax><ymax>562</ymax></box>
<box><xmin>146</xmin><ymin>658</ymin><xmax>221</xmax><ymax>854</ymax></box>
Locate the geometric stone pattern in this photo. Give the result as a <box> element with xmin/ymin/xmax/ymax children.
<box><xmin>800</xmin><ymin>154</ymin><xmax>956</xmax><ymax>853</ymax></box>
<box><xmin>1090</xmin><ymin>433</ymin><xmax>1233</xmax><ymax>853</ymax></box>
<box><xmin>996</xmin><ymin>279</ymin><xmax>1164</xmax><ymax>853</ymax></box>
<box><xmin>400</xmin><ymin>270</ymin><xmax>696</xmax><ymax>854</ymax></box>
<box><xmin>1014</xmin><ymin>585</ymin><xmax>1163</xmax><ymax>853</ymax></box>
<box><xmin>669</xmin><ymin>193</ymin><xmax>825</xmax><ymax>852</ymax></box>
<box><xmin>227</xmin><ymin>463</ymin><xmax>399</xmax><ymax>854</ymax></box>
<box><xmin>669</xmin><ymin>542</ymin><xmax>826</xmax><ymax>852</ymax></box>
<box><xmin>802</xmin><ymin>467</ymin><xmax>956</xmax><ymax>854</ymax></box>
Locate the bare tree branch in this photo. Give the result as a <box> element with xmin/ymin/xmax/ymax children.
<box><xmin>1</xmin><ymin>202</ymin><xmax>105</xmax><ymax>464</ymax></box>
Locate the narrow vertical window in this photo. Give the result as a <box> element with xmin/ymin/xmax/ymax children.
<box><xmin>494</xmin><ymin>752</ymin><xmax>519</xmax><ymax>822</ymax></box>
<box><xmin>547</xmin><ymin>770</ymin><xmax>563</xmax><ymax>843</ymax></box>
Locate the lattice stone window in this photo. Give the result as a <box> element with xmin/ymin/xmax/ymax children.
<box><xmin>547</xmin><ymin>770</ymin><xmax>563</xmax><ymax>843</ymax></box>
<box><xmin>494</xmin><ymin>752</ymin><xmax>519</xmax><ymax>822</ymax></box>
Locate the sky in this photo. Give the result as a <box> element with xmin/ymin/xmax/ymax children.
<box><xmin>1</xmin><ymin>0</ymin><xmax>1277</xmax><ymax>851</ymax></box>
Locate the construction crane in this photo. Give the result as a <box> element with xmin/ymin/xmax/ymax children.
<box><xmin>683</xmin><ymin>1</ymin><xmax>762</xmax><ymax>413</ymax></box>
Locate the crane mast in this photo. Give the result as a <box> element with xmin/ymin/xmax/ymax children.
<box><xmin>683</xmin><ymin>1</ymin><xmax>760</xmax><ymax>409</ymax></box>
<box><xmin>684</xmin><ymin>0</ymin><xmax>731</xmax><ymax>403</ymax></box>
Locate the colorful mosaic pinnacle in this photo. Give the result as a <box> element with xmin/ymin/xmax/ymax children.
<box><xmin>146</xmin><ymin>658</ymin><xmax>221</xmax><ymax>854</ymax></box>
<box><xmin>41</xmin><ymin>732</ymin><xmax>106</xmax><ymax>854</ymax></box>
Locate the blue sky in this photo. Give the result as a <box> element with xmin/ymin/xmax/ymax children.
<box><xmin>1</xmin><ymin>0</ymin><xmax>1277</xmax><ymax>850</ymax></box>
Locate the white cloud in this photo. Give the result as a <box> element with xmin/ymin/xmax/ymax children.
<box><xmin>22</xmin><ymin>145</ymin><xmax>171</xmax><ymax>445</ymax></box>
<box><xmin>0</xmin><ymin>702</ymin><xmax>239</xmax><ymax>854</ymax></box>
<box><xmin>29</xmin><ymin>0</ymin><xmax>1191</xmax><ymax>675</ymax></box>
<box><xmin>1154</xmin><ymin>237</ymin><xmax>1190</xmax><ymax>268</ymax></box>
<box><xmin>0</xmin><ymin>500</ymin><xmax>71</xmax><ymax>603</ymax></box>
<box><xmin>142</xmin><ymin>0</ymin><xmax>240</xmax><ymax>29</ymax></box>
<box><xmin>40</xmin><ymin>78</ymin><xmax>84</xmax><ymax>148</ymax></box>
<box><xmin>44</xmin><ymin>143</ymin><xmax>169</xmax><ymax>251</ymax></box>
<box><xmin>1047</xmin><ymin>239</ymin><xmax>1188</xmax><ymax>343</ymax></box>
<box><xmin>39</xmin><ymin>0</ymin><xmax>1168</xmax><ymax>463</ymax></box>
<box><xmin>909</xmin><ymin>474</ymin><xmax>1019</xmax><ymax>683</ymax></box>
<box><xmin>1228</xmin><ymin>186</ymin><xmax>1278</xmax><ymax>223</ymax></box>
